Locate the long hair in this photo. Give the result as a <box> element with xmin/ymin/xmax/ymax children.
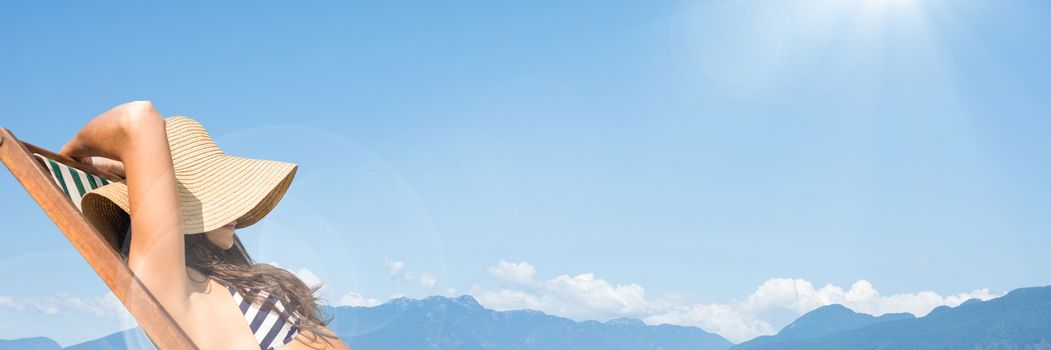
<box><xmin>118</xmin><ymin>228</ymin><xmax>335</xmax><ymax>342</ymax></box>
<box><xmin>182</xmin><ymin>233</ymin><xmax>334</xmax><ymax>342</ymax></box>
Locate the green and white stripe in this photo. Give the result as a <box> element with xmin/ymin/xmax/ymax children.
<box><xmin>34</xmin><ymin>154</ymin><xmax>111</xmax><ymax>210</ymax></box>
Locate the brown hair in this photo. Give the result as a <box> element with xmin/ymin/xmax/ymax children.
<box><xmin>183</xmin><ymin>233</ymin><xmax>335</xmax><ymax>343</ymax></box>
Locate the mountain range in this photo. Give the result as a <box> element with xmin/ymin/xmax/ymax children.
<box><xmin>729</xmin><ymin>285</ymin><xmax>1051</xmax><ymax>350</ymax></box>
<box><xmin>3</xmin><ymin>285</ymin><xmax>1050</xmax><ymax>350</ymax></box>
<box><xmin>731</xmin><ymin>304</ymin><xmax>915</xmax><ymax>349</ymax></box>
<box><xmin>325</xmin><ymin>295</ymin><xmax>731</xmax><ymax>350</ymax></box>
<box><xmin>1</xmin><ymin>295</ymin><xmax>732</xmax><ymax>350</ymax></box>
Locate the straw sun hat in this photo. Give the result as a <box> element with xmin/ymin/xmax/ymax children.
<box><xmin>81</xmin><ymin>116</ymin><xmax>297</xmax><ymax>241</ymax></box>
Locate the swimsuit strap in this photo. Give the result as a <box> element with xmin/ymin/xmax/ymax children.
<box><xmin>228</xmin><ymin>286</ymin><xmax>301</xmax><ymax>349</ymax></box>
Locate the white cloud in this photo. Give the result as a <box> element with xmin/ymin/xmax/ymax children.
<box><xmin>386</xmin><ymin>260</ymin><xmax>405</xmax><ymax>277</ymax></box>
<box><xmin>0</xmin><ymin>296</ymin><xmax>16</xmax><ymax>310</ymax></box>
<box><xmin>385</xmin><ymin>259</ymin><xmax>438</xmax><ymax>289</ymax></box>
<box><xmin>309</xmin><ymin>260</ymin><xmax>440</xmax><ymax>309</ymax></box>
<box><xmin>0</xmin><ymin>292</ymin><xmax>128</xmax><ymax>318</ymax></box>
<box><xmin>295</xmin><ymin>268</ymin><xmax>324</xmax><ymax>289</ymax></box>
<box><xmin>735</xmin><ymin>278</ymin><xmax>999</xmax><ymax>318</ymax></box>
<box><xmin>488</xmin><ymin>261</ymin><xmax>537</xmax><ymax>286</ymax></box>
<box><xmin>268</xmin><ymin>263</ymin><xmax>326</xmax><ymax>290</ymax></box>
<box><xmin>57</xmin><ymin>293</ymin><xmax>126</xmax><ymax>317</ymax></box>
<box><xmin>645</xmin><ymin>301</ymin><xmax>775</xmax><ymax>341</ymax></box>
<box><xmin>5</xmin><ymin>262</ymin><xmax>1003</xmax><ymax>345</ymax></box>
<box><xmin>419</xmin><ymin>274</ymin><xmax>438</xmax><ymax>289</ymax></box>
<box><xmin>475</xmin><ymin>269</ymin><xmax>653</xmax><ymax>321</ymax></box>
<box><xmin>335</xmin><ymin>291</ymin><xmax>383</xmax><ymax>307</ymax></box>
<box><xmin>473</xmin><ymin>262</ymin><xmax>1003</xmax><ymax>343</ymax></box>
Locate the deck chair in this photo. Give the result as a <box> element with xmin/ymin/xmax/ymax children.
<box><xmin>0</xmin><ymin>128</ymin><xmax>197</xmax><ymax>349</ymax></box>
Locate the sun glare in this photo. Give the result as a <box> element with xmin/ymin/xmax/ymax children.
<box><xmin>861</xmin><ymin>0</ymin><xmax>923</xmax><ymax>18</ymax></box>
<box><xmin>681</xmin><ymin>0</ymin><xmax>937</xmax><ymax>98</ymax></box>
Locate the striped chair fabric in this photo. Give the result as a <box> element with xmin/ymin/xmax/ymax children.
<box><xmin>34</xmin><ymin>154</ymin><xmax>112</xmax><ymax>210</ymax></box>
<box><xmin>32</xmin><ymin>153</ymin><xmax>254</xmax><ymax>261</ymax></box>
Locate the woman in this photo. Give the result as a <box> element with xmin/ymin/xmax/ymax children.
<box><xmin>61</xmin><ymin>101</ymin><xmax>351</xmax><ymax>350</ymax></box>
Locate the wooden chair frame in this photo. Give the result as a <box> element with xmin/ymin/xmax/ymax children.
<box><xmin>0</xmin><ymin>127</ymin><xmax>197</xmax><ymax>349</ymax></box>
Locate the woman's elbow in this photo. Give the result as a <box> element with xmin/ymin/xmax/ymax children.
<box><xmin>116</xmin><ymin>101</ymin><xmax>165</xmax><ymax>136</ymax></box>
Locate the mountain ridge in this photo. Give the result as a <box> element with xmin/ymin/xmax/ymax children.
<box><xmin>733</xmin><ymin>303</ymin><xmax>915</xmax><ymax>349</ymax></box>
<box><xmin>17</xmin><ymin>295</ymin><xmax>731</xmax><ymax>350</ymax></box>
<box><xmin>0</xmin><ymin>336</ymin><xmax>62</xmax><ymax>350</ymax></box>
<box><xmin>5</xmin><ymin>286</ymin><xmax>1051</xmax><ymax>350</ymax></box>
<box><xmin>325</xmin><ymin>294</ymin><xmax>732</xmax><ymax>350</ymax></box>
<box><xmin>730</xmin><ymin>285</ymin><xmax>1051</xmax><ymax>350</ymax></box>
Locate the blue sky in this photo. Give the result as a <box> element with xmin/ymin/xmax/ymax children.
<box><xmin>1</xmin><ymin>0</ymin><xmax>1050</xmax><ymax>345</ymax></box>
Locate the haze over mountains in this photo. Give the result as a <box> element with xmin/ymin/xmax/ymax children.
<box><xmin>3</xmin><ymin>285</ymin><xmax>1049</xmax><ymax>350</ymax></box>
<box><xmin>325</xmin><ymin>295</ymin><xmax>732</xmax><ymax>350</ymax></box>
<box><xmin>730</xmin><ymin>285</ymin><xmax>1051</xmax><ymax>350</ymax></box>
<box><xmin>731</xmin><ymin>304</ymin><xmax>916</xmax><ymax>349</ymax></box>
<box><xmin>2</xmin><ymin>295</ymin><xmax>732</xmax><ymax>350</ymax></box>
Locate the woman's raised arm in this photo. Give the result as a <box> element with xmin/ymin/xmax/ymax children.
<box><xmin>61</xmin><ymin>101</ymin><xmax>190</xmax><ymax>312</ymax></box>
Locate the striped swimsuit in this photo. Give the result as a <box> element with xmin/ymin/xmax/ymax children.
<box><xmin>229</xmin><ymin>287</ymin><xmax>301</xmax><ymax>350</ymax></box>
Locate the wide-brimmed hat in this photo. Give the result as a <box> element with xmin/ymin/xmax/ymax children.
<box><xmin>82</xmin><ymin>116</ymin><xmax>297</xmax><ymax>240</ymax></box>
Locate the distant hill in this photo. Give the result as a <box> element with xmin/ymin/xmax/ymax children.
<box><xmin>0</xmin><ymin>336</ymin><xmax>61</xmax><ymax>350</ymax></box>
<box><xmin>326</xmin><ymin>295</ymin><xmax>733</xmax><ymax>350</ymax></box>
<box><xmin>734</xmin><ymin>304</ymin><xmax>914</xmax><ymax>349</ymax></box>
<box><xmin>7</xmin><ymin>286</ymin><xmax>1051</xmax><ymax>350</ymax></box>
<box><xmin>730</xmin><ymin>285</ymin><xmax>1051</xmax><ymax>350</ymax></box>
<box><xmin>63</xmin><ymin>329</ymin><xmax>152</xmax><ymax>350</ymax></box>
<box><xmin>35</xmin><ymin>295</ymin><xmax>732</xmax><ymax>350</ymax></box>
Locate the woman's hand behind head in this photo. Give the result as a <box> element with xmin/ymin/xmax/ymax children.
<box><xmin>82</xmin><ymin>156</ymin><xmax>125</xmax><ymax>178</ymax></box>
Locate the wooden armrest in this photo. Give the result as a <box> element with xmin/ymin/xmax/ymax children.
<box><xmin>0</xmin><ymin>127</ymin><xmax>196</xmax><ymax>349</ymax></box>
